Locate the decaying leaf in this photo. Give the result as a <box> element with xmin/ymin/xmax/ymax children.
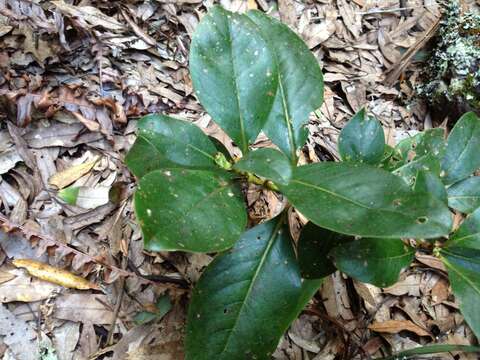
<box><xmin>12</xmin><ymin>259</ymin><xmax>99</xmax><ymax>290</ymax></box>
<box><xmin>0</xmin><ymin>303</ymin><xmax>40</xmax><ymax>360</ymax></box>
<box><xmin>0</xmin><ymin>266</ymin><xmax>62</xmax><ymax>303</ymax></box>
<box><xmin>52</xmin><ymin>0</ymin><xmax>125</xmax><ymax>31</ymax></box>
<box><xmin>369</xmin><ymin>320</ymin><xmax>431</xmax><ymax>337</ymax></box>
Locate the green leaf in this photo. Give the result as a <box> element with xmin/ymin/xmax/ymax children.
<box><xmin>441</xmin><ymin>247</ymin><xmax>480</xmax><ymax>338</ymax></box>
<box><xmin>414</xmin><ymin>170</ymin><xmax>448</xmax><ymax>203</ymax></box>
<box><xmin>441</xmin><ymin>112</ymin><xmax>480</xmax><ymax>185</ymax></box>
<box><xmin>279</xmin><ymin>162</ymin><xmax>452</xmax><ymax>239</ymax></box>
<box><xmin>338</xmin><ymin>108</ymin><xmax>385</xmax><ymax>164</ymax></box>
<box><xmin>379</xmin><ymin>344</ymin><xmax>480</xmax><ymax>360</ymax></box>
<box><xmin>447</xmin><ymin>176</ymin><xmax>480</xmax><ymax>214</ymax></box>
<box><xmin>330</xmin><ymin>238</ymin><xmax>414</xmax><ymax>287</ymax></box>
<box><xmin>298</xmin><ymin>222</ymin><xmax>352</xmax><ymax>279</ymax></box>
<box><xmin>125</xmin><ymin>114</ymin><xmax>217</xmax><ymax>178</ymax></box>
<box><xmin>185</xmin><ymin>217</ymin><xmax>321</xmax><ymax>360</ymax></box>
<box><xmin>133</xmin><ymin>311</ymin><xmax>158</xmax><ymax>325</ymax></box>
<box><xmin>392</xmin><ymin>129</ymin><xmax>446</xmax><ymax>185</ymax></box>
<box><xmin>189</xmin><ymin>6</ymin><xmax>278</xmax><ymax>154</ymax></box>
<box><xmin>58</xmin><ymin>186</ymin><xmax>80</xmax><ymax>205</ymax></box>
<box><xmin>233</xmin><ymin>148</ymin><xmax>292</xmax><ymax>185</ymax></box>
<box><xmin>393</xmin><ymin>153</ymin><xmax>441</xmax><ymax>186</ymax></box>
<box><xmin>135</xmin><ymin>169</ymin><xmax>247</xmax><ymax>252</ymax></box>
<box><xmin>395</xmin><ymin>129</ymin><xmax>446</xmax><ymax>163</ymax></box>
<box><xmin>447</xmin><ymin>207</ymin><xmax>480</xmax><ymax>249</ymax></box>
<box><xmin>245</xmin><ymin>10</ymin><xmax>323</xmax><ymax>163</ymax></box>
<box><xmin>134</xmin><ymin>295</ymin><xmax>172</xmax><ymax>325</ymax></box>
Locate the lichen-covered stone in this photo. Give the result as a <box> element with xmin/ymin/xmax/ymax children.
<box><xmin>418</xmin><ymin>2</ymin><xmax>480</xmax><ymax>119</ymax></box>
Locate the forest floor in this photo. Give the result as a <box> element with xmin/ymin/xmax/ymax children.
<box><xmin>0</xmin><ymin>0</ymin><xmax>479</xmax><ymax>359</ymax></box>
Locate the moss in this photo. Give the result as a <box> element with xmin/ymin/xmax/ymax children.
<box><xmin>418</xmin><ymin>1</ymin><xmax>480</xmax><ymax>118</ymax></box>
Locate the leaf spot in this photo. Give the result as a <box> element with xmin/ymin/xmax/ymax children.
<box><xmin>416</xmin><ymin>216</ymin><xmax>428</xmax><ymax>224</ymax></box>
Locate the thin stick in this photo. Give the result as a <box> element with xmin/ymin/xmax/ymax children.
<box><xmin>106</xmin><ymin>255</ymin><xmax>127</xmax><ymax>345</ymax></box>
<box><xmin>384</xmin><ymin>17</ymin><xmax>441</xmax><ymax>86</ymax></box>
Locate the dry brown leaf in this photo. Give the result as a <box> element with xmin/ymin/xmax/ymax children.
<box><xmin>0</xmin><ymin>303</ymin><xmax>40</xmax><ymax>360</ymax></box>
<box><xmin>71</xmin><ymin>111</ymin><xmax>100</xmax><ymax>132</ymax></box>
<box><xmin>415</xmin><ymin>253</ymin><xmax>447</xmax><ymax>272</ymax></box>
<box><xmin>52</xmin><ymin>0</ymin><xmax>125</xmax><ymax>31</ymax></box>
<box><xmin>12</xmin><ymin>259</ymin><xmax>99</xmax><ymax>290</ymax></box>
<box><xmin>0</xmin><ymin>269</ymin><xmax>16</xmax><ymax>284</ymax></box>
<box><xmin>383</xmin><ymin>274</ymin><xmax>421</xmax><ymax>296</ymax></box>
<box><xmin>369</xmin><ymin>320</ymin><xmax>431</xmax><ymax>337</ymax></box>
<box><xmin>55</xmin><ymin>294</ymin><xmax>114</xmax><ymax>324</ymax></box>
<box><xmin>49</xmin><ymin>158</ymin><xmax>98</xmax><ymax>189</ymax></box>
<box><xmin>431</xmin><ymin>278</ymin><xmax>450</xmax><ymax>304</ymax></box>
<box><xmin>0</xmin><ymin>267</ymin><xmax>62</xmax><ymax>302</ymax></box>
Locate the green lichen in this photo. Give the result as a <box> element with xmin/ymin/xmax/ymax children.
<box><xmin>418</xmin><ymin>2</ymin><xmax>480</xmax><ymax>116</ymax></box>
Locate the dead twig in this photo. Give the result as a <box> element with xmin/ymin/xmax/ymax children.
<box><xmin>106</xmin><ymin>254</ymin><xmax>128</xmax><ymax>346</ymax></box>
<box><xmin>384</xmin><ymin>17</ymin><xmax>441</xmax><ymax>86</ymax></box>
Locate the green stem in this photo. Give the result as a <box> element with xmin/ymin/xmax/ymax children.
<box><xmin>214</xmin><ymin>152</ymin><xmax>280</xmax><ymax>191</ymax></box>
<box><xmin>240</xmin><ymin>171</ymin><xmax>279</xmax><ymax>192</ymax></box>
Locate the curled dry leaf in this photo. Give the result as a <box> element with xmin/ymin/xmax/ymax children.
<box><xmin>12</xmin><ymin>259</ymin><xmax>99</xmax><ymax>290</ymax></box>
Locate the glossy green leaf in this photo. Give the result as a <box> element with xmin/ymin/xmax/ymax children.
<box><xmin>185</xmin><ymin>217</ymin><xmax>321</xmax><ymax>360</ymax></box>
<box><xmin>447</xmin><ymin>176</ymin><xmax>480</xmax><ymax>214</ymax></box>
<box><xmin>233</xmin><ymin>148</ymin><xmax>292</xmax><ymax>185</ymax></box>
<box><xmin>380</xmin><ymin>344</ymin><xmax>480</xmax><ymax>360</ymax></box>
<box><xmin>330</xmin><ymin>238</ymin><xmax>414</xmax><ymax>287</ymax></box>
<box><xmin>393</xmin><ymin>153</ymin><xmax>441</xmax><ymax>186</ymax></box>
<box><xmin>135</xmin><ymin>169</ymin><xmax>247</xmax><ymax>252</ymax></box>
<box><xmin>298</xmin><ymin>222</ymin><xmax>352</xmax><ymax>279</ymax></box>
<box><xmin>395</xmin><ymin>129</ymin><xmax>446</xmax><ymax>165</ymax></box>
<box><xmin>447</xmin><ymin>207</ymin><xmax>480</xmax><ymax>249</ymax></box>
<box><xmin>441</xmin><ymin>247</ymin><xmax>480</xmax><ymax>338</ymax></box>
<box><xmin>189</xmin><ymin>6</ymin><xmax>278</xmax><ymax>153</ymax></box>
<box><xmin>338</xmin><ymin>109</ymin><xmax>385</xmax><ymax>164</ymax></box>
<box><xmin>125</xmin><ymin>114</ymin><xmax>217</xmax><ymax>178</ymax></box>
<box><xmin>414</xmin><ymin>170</ymin><xmax>448</xmax><ymax>203</ymax></box>
<box><xmin>246</xmin><ymin>10</ymin><xmax>323</xmax><ymax>163</ymax></box>
<box><xmin>279</xmin><ymin>162</ymin><xmax>452</xmax><ymax>239</ymax></box>
<box><xmin>441</xmin><ymin>112</ymin><xmax>480</xmax><ymax>185</ymax></box>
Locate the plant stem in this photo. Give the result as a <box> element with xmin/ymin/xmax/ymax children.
<box><xmin>240</xmin><ymin>171</ymin><xmax>279</xmax><ymax>192</ymax></box>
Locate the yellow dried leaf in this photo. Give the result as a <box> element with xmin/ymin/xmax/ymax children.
<box><xmin>49</xmin><ymin>158</ymin><xmax>98</xmax><ymax>189</ymax></box>
<box><xmin>12</xmin><ymin>259</ymin><xmax>99</xmax><ymax>290</ymax></box>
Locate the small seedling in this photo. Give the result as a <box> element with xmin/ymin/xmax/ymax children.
<box><xmin>126</xmin><ymin>6</ymin><xmax>480</xmax><ymax>359</ymax></box>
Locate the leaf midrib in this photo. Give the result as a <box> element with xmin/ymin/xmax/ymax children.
<box><xmin>219</xmin><ymin>219</ymin><xmax>283</xmax><ymax>356</ymax></box>
<box><xmin>443</xmin><ymin>122</ymin><xmax>480</xmax><ymax>178</ymax></box>
<box><xmin>226</xmin><ymin>16</ymin><xmax>247</xmax><ymax>154</ymax></box>
<box><xmin>448</xmin><ymin>194</ymin><xmax>480</xmax><ymax>199</ymax></box>
<box><xmin>352</xmin><ymin>250</ymin><xmax>414</xmax><ymax>261</ymax></box>
<box><xmin>290</xmin><ymin>178</ymin><xmax>429</xmax><ymax>221</ymax></box>
<box><xmin>448</xmin><ymin>233</ymin><xmax>480</xmax><ymax>246</ymax></box>
<box><xmin>277</xmin><ymin>66</ymin><xmax>296</xmax><ymax>163</ymax></box>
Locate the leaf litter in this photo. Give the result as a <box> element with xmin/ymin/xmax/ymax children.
<box><xmin>0</xmin><ymin>0</ymin><xmax>478</xmax><ymax>358</ymax></box>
